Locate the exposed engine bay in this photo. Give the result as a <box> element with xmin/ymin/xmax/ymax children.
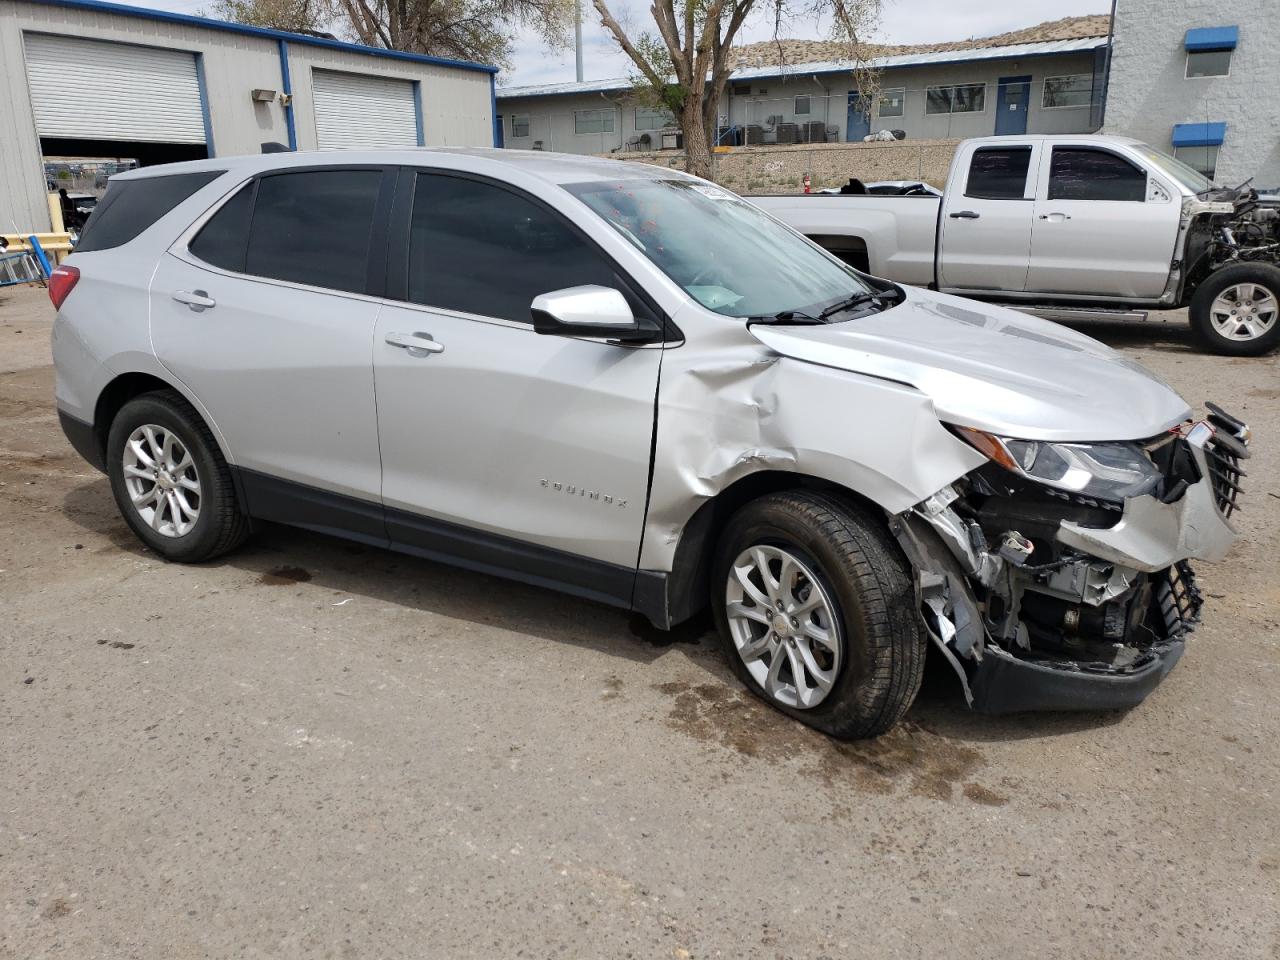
<box><xmin>1182</xmin><ymin>184</ymin><xmax>1280</xmax><ymax>290</ymax></box>
<box><xmin>892</xmin><ymin>404</ymin><xmax>1251</xmax><ymax>713</ymax></box>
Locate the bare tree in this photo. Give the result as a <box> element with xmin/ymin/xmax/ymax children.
<box><xmin>207</xmin><ymin>0</ymin><xmax>573</xmax><ymax>68</ymax></box>
<box><xmin>593</xmin><ymin>0</ymin><xmax>881</xmax><ymax>178</ymax></box>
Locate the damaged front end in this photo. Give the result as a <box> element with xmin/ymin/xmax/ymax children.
<box><xmin>891</xmin><ymin>404</ymin><xmax>1250</xmax><ymax>714</ymax></box>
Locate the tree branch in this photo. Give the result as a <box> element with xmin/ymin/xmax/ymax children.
<box><xmin>593</xmin><ymin>0</ymin><xmax>668</xmax><ymax>89</ymax></box>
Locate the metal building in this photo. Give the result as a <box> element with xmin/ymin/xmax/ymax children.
<box><xmin>1</xmin><ymin>0</ymin><xmax>499</xmax><ymax>234</ymax></box>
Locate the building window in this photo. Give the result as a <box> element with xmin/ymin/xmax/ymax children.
<box><xmin>925</xmin><ymin>83</ymin><xmax>986</xmax><ymax>115</ymax></box>
<box><xmin>1042</xmin><ymin>75</ymin><xmax>1093</xmax><ymax>109</ymax></box>
<box><xmin>794</xmin><ymin>95</ymin><xmax>811</xmax><ymax>116</ymax></box>
<box><xmin>1186</xmin><ymin>49</ymin><xmax>1232</xmax><ymax>77</ymax></box>
<box><xmin>634</xmin><ymin>106</ymin><xmax>674</xmax><ymax>131</ymax></box>
<box><xmin>877</xmin><ymin>88</ymin><xmax>905</xmax><ymax>118</ymax></box>
<box><xmin>1184</xmin><ymin>25</ymin><xmax>1237</xmax><ymax>78</ymax></box>
<box><xmin>1174</xmin><ymin>145</ymin><xmax>1220</xmax><ymax>179</ymax></box>
<box><xmin>575</xmin><ymin>109</ymin><xmax>615</xmax><ymax>134</ymax></box>
<box><xmin>731</xmin><ymin>84</ymin><xmax>751</xmax><ymax>96</ymax></box>
<box><xmin>510</xmin><ymin>114</ymin><xmax>530</xmax><ymax>138</ymax></box>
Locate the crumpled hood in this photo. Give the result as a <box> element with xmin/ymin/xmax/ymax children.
<box><xmin>747</xmin><ymin>286</ymin><xmax>1192</xmax><ymax>442</ymax></box>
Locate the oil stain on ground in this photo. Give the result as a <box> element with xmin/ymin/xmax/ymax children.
<box><xmin>258</xmin><ymin>566</ymin><xmax>312</xmax><ymax>586</ymax></box>
<box><xmin>654</xmin><ymin>679</ymin><xmax>1006</xmax><ymax>808</ymax></box>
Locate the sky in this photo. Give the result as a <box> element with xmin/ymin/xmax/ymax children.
<box><xmin>109</xmin><ymin>0</ymin><xmax>1113</xmax><ymax>87</ymax></box>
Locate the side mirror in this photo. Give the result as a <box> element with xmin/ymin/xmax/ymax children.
<box><xmin>530</xmin><ymin>285</ymin><xmax>657</xmax><ymax>343</ymax></box>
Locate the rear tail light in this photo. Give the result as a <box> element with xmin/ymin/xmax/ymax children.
<box><xmin>48</xmin><ymin>265</ymin><xmax>80</xmax><ymax>310</ymax></box>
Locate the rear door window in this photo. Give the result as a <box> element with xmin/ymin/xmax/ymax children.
<box><xmin>75</xmin><ymin>171</ymin><xmax>223</xmax><ymax>252</ymax></box>
<box><xmin>1047</xmin><ymin>148</ymin><xmax>1147</xmax><ymax>202</ymax></box>
<box><xmin>245</xmin><ymin>170</ymin><xmax>383</xmax><ymax>294</ymax></box>
<box><xmin>965</xmin><ymin>147</ymin><xmax>1032</xmax><ymax>199</ymax></box>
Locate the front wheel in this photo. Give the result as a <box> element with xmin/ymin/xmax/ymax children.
<box><xmin>711</xmin><ymin>491</ymin><xmax>926</xmax><ymax>740</ymax></box>
<box><xmin>1188</xmin><ymin>263</ymin><xmax>1280</xmax><ymax>356</ymax></box>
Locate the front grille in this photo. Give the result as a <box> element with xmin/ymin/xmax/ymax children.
<box><xmin>1155</xmin><ymin>561</ymin><xmax>1203</xmax><ymax>639</ymax></box>
<box><xmin>1204</xmin><ymin>435</ymin><xmax>1246</xmax><ymax>518</ymax></box>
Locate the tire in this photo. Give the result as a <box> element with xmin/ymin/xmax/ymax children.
<box><xmin>1188</xmin><ymin>263</ymin><xmax>1280</xmax><ymax>357</ymax></box>
<box><xmin>711</xmin><ymin>491</ymin><xmax>925</xmax><ymax>740</ymax></box>
<box><xmin>106</xmin><ymin>390</ymin><xmax>251</xmax><ymax>562</ymax></box>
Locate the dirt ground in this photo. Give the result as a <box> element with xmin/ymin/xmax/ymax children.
<box><xmin>1</xmin><ymin>283</ymin><xmax>1277</xmax><ymax>959</ymax></box>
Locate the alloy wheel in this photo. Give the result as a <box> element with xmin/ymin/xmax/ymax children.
<box><xmin>1209</xmin><ymin>282</ymin><xmax>1278</xmax><ymax>341</ymax></box>
<box><xmin>121</xmin><ymin>424</ymin><xmax>201</xmax><ymax>538</ymax></box>
<box><xmin>724</xmin><ymin>544</ymin><xmax>842</xmax><ymax>709</ymax></box>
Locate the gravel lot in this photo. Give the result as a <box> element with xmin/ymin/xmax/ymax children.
<box><xmin>2</xmin><ymin>283</ymin><xmax>1277</xmax><ymax>959</ymax></box>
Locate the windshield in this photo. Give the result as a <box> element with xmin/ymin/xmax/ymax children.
<box><xmin>1130</xmin><ymin>143</ymin><xmax>1214</xmax><ymax>194</ymax></box>
<box><xmin>564</xmin><ymin>178</ymin><xmax>871</xmax><ymax>318</ymax></box>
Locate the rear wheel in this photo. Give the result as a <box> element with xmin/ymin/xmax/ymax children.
<box><xmin>107</xmin><ymin>391</ymin><xmax>250</xmax><ymax>562</ymax></box>
<box><xmin>1189</xmin><ymin>263</ymin><xmax>1280</xmax><ymax>356</ymax></box>
<box><xmin>711</xmin><ymin>491</ymin><xmax>925</xmax><ymax>739</ymax></box>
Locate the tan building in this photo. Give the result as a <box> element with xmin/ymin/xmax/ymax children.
<box><xmin>495</xmin><ymin>15</ymin><xmax>1110</xmax><ymax>155</ymax></box>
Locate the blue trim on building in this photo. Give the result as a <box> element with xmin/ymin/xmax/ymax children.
<box><xmin>193</xmin><ymin>52</ymin><xmax>216</xmax><ymax>156</ymax></box>
<box><xmin>1184</xmin><ymin>26</ymin><xmax>1238</xmax><ymax>52</ymax></box>
<box><xmin>1172</xmin><ymin>121</ymin><xmax>1226</xmax><ymax>147</ymax></box>
<box><xmin>490</xmin><ymin>74</ymin><xmax>500</xmax><ymax>147</ymax></box>
<box><xmin>277</xmin><ymin>39</ymin><xmax>298</xmax><ymax>150</ymax></box>
<box><xmin>33</xmin><ymin>0</ymin><xmax>498</xmax><ymax>74</ymax></box>
<box><xmin>412</xmin><ymin>80</ymin><xmax>425</xmax><ymax>145</ymax></box>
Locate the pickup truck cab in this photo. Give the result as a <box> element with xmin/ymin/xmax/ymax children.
<box><xmin>753</xmin><ymin>135</ymin><xmax>1280</xmax><ymax>356</ymax></box>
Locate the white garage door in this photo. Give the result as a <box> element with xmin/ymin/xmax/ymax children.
<box><xmin>24</xmin><ymin>33</ymin><xmax>205</xmax><ymax>144</ymax></box>
<box><xmin>312</xmin><ymin>69</ymin><xmax>419</xmax><ymax>149</ymax></box>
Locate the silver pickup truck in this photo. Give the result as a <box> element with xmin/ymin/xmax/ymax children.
<box><xmin>753</xmin><ymin>135</ymin><xmax>1280</xmax><ymax>356</ymax></box>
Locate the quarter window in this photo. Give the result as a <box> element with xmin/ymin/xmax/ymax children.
<box><xmin>1042</xmin><ymin>75</ymin><xmax>1093</xmax><ymax>108</ymax></box>
<box><xmin>635</xmin><ymin>106</ymin><xmax>674</xmax><ymax>131</ymax></box>
<box><xmin>245</xmin><ymin>169</ymin><xmax>382</xmax><ymax>294</ymax></box>
<box><xmin>510</xmin><ymin>114</ymin><xmax>530</xmax><ymax>138</ymax></box>
<box><xmin>965</xmin><ymin>147</ymin><xmax>1032</xmax><ymax>200</ymax></box>
<box><xmin>575</xmin><ymin>109</ymin><xmax>615</xmax><ymax>134</ymax></box>
<box><xmin>877</xmin><ymin>88</ymin><xmax>905</xmax><ymax>118</ymax></box>
<box><xmin>1047</xmin><ymin>148</ymin><xmax>1147</xmax><ymax>202</ymax></box>
<box><xmin>1186</xmin><ymin>49</ymin><xmax>1231</xmax><ymax>77</ymax></box>
<box><xmin>189</xmin><ymin>182</ymin><xmax>254</xmax><ymax>272</ymax></box>
<box><xmin>406</xmin><ymin>173</ymin><xmax>627</xmax><ymax>324</ymax></box>
<box><xmin>925</xmin><ymin>83</ymin><xmax>985</xmax><ymax>115</ymax></box>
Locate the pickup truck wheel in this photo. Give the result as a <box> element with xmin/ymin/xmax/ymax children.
<box><xmin>712</xmin><ymin>491</ymin><xmax>925</xmax><ymax>740</ymax></box>
<box><xmin>106</xmin><ymin>390</ymin><xmax>251</xmax><ymax>562</ymax></box>
<box><xmin>1189</xmin><ymin>264</ymin><xmax>1280</xmax><ymax>356</ymax></box>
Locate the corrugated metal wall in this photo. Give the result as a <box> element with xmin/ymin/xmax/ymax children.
<box><xmin>0</xmin><ymin>0</ymin><xmax>495</xmax><ymax>235</ymax></box>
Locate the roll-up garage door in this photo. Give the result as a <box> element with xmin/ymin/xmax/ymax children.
<box><xmin>312</xmin><ymin>69</ymin><xmax>419</xmax><ymax>149</ymax></box>
<box><xmin>23</xmin><ymin>33</ymin><xmax>206</xmax><ymax>144</ymax></box>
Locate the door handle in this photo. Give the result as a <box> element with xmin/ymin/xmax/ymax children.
<box><xmin>948</xmin><ymin>210</ymin><xmax>980</xmax><ymax>220</ymax></box>
<box><xmin>1038</xmin><ymin>213</ymin><xmax>1072</xmax><ymax>221</ymax></box>
<box><xmin>385</xmin><ymin>331</ymin><xmax>444</xmax><ymax>356</ymax></box>
<box><xmin>173</xmin><ymin>289</ymin><xmax>215</xmax><ymax>311</ymax></box>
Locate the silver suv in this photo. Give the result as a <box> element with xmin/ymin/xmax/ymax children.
<box><xmin>51</xmin><ymin>149</ymin><xmax>1250</xmax><ymax>738</ymax></box>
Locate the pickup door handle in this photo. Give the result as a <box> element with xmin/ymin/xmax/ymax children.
<box><xmin>1038</xmin><ymin>213</ymin><xmax>1072</xmax><ymax>221</ymax></box>
<box><xmin>948</xmin><ymin>210</ymin><xmax>980</xmax><ymax>220</ymax></box>
<box><xmin>385</xmin><ymin>331</ymin><xmax>444</xmax><ymax>356</ymax></box>
<box><xmin>173</xmin><ymin>289</ymin><xmax>215</xmax><ymax>311</ymax></box>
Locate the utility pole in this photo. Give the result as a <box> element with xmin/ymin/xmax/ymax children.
<box><xmin>574</xmin><ymin>0</ymin><xmax>584</xmax><ymax>82</ymax></box>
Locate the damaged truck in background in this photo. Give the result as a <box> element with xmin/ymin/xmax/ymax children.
<box><xmin>752</xmin><ymin>135</ymin><xmax>1280</xmax><ymax>357</ymax></box>
<box><xmin>53</xmin><ymin>150</ymin><xmax>1251</xmax><ymax>740</ymax></box>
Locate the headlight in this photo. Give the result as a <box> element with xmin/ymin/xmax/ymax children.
<box><xmin>955</xmin><ymin>427</ymin><xmax>1161</xmax><ymax>501</ymax></box>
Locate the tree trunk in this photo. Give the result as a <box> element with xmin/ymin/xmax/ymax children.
<box><xmin>682</xmin><ymin>94</ymin><xmax>713</xmax><ymax>180</ymax></box>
